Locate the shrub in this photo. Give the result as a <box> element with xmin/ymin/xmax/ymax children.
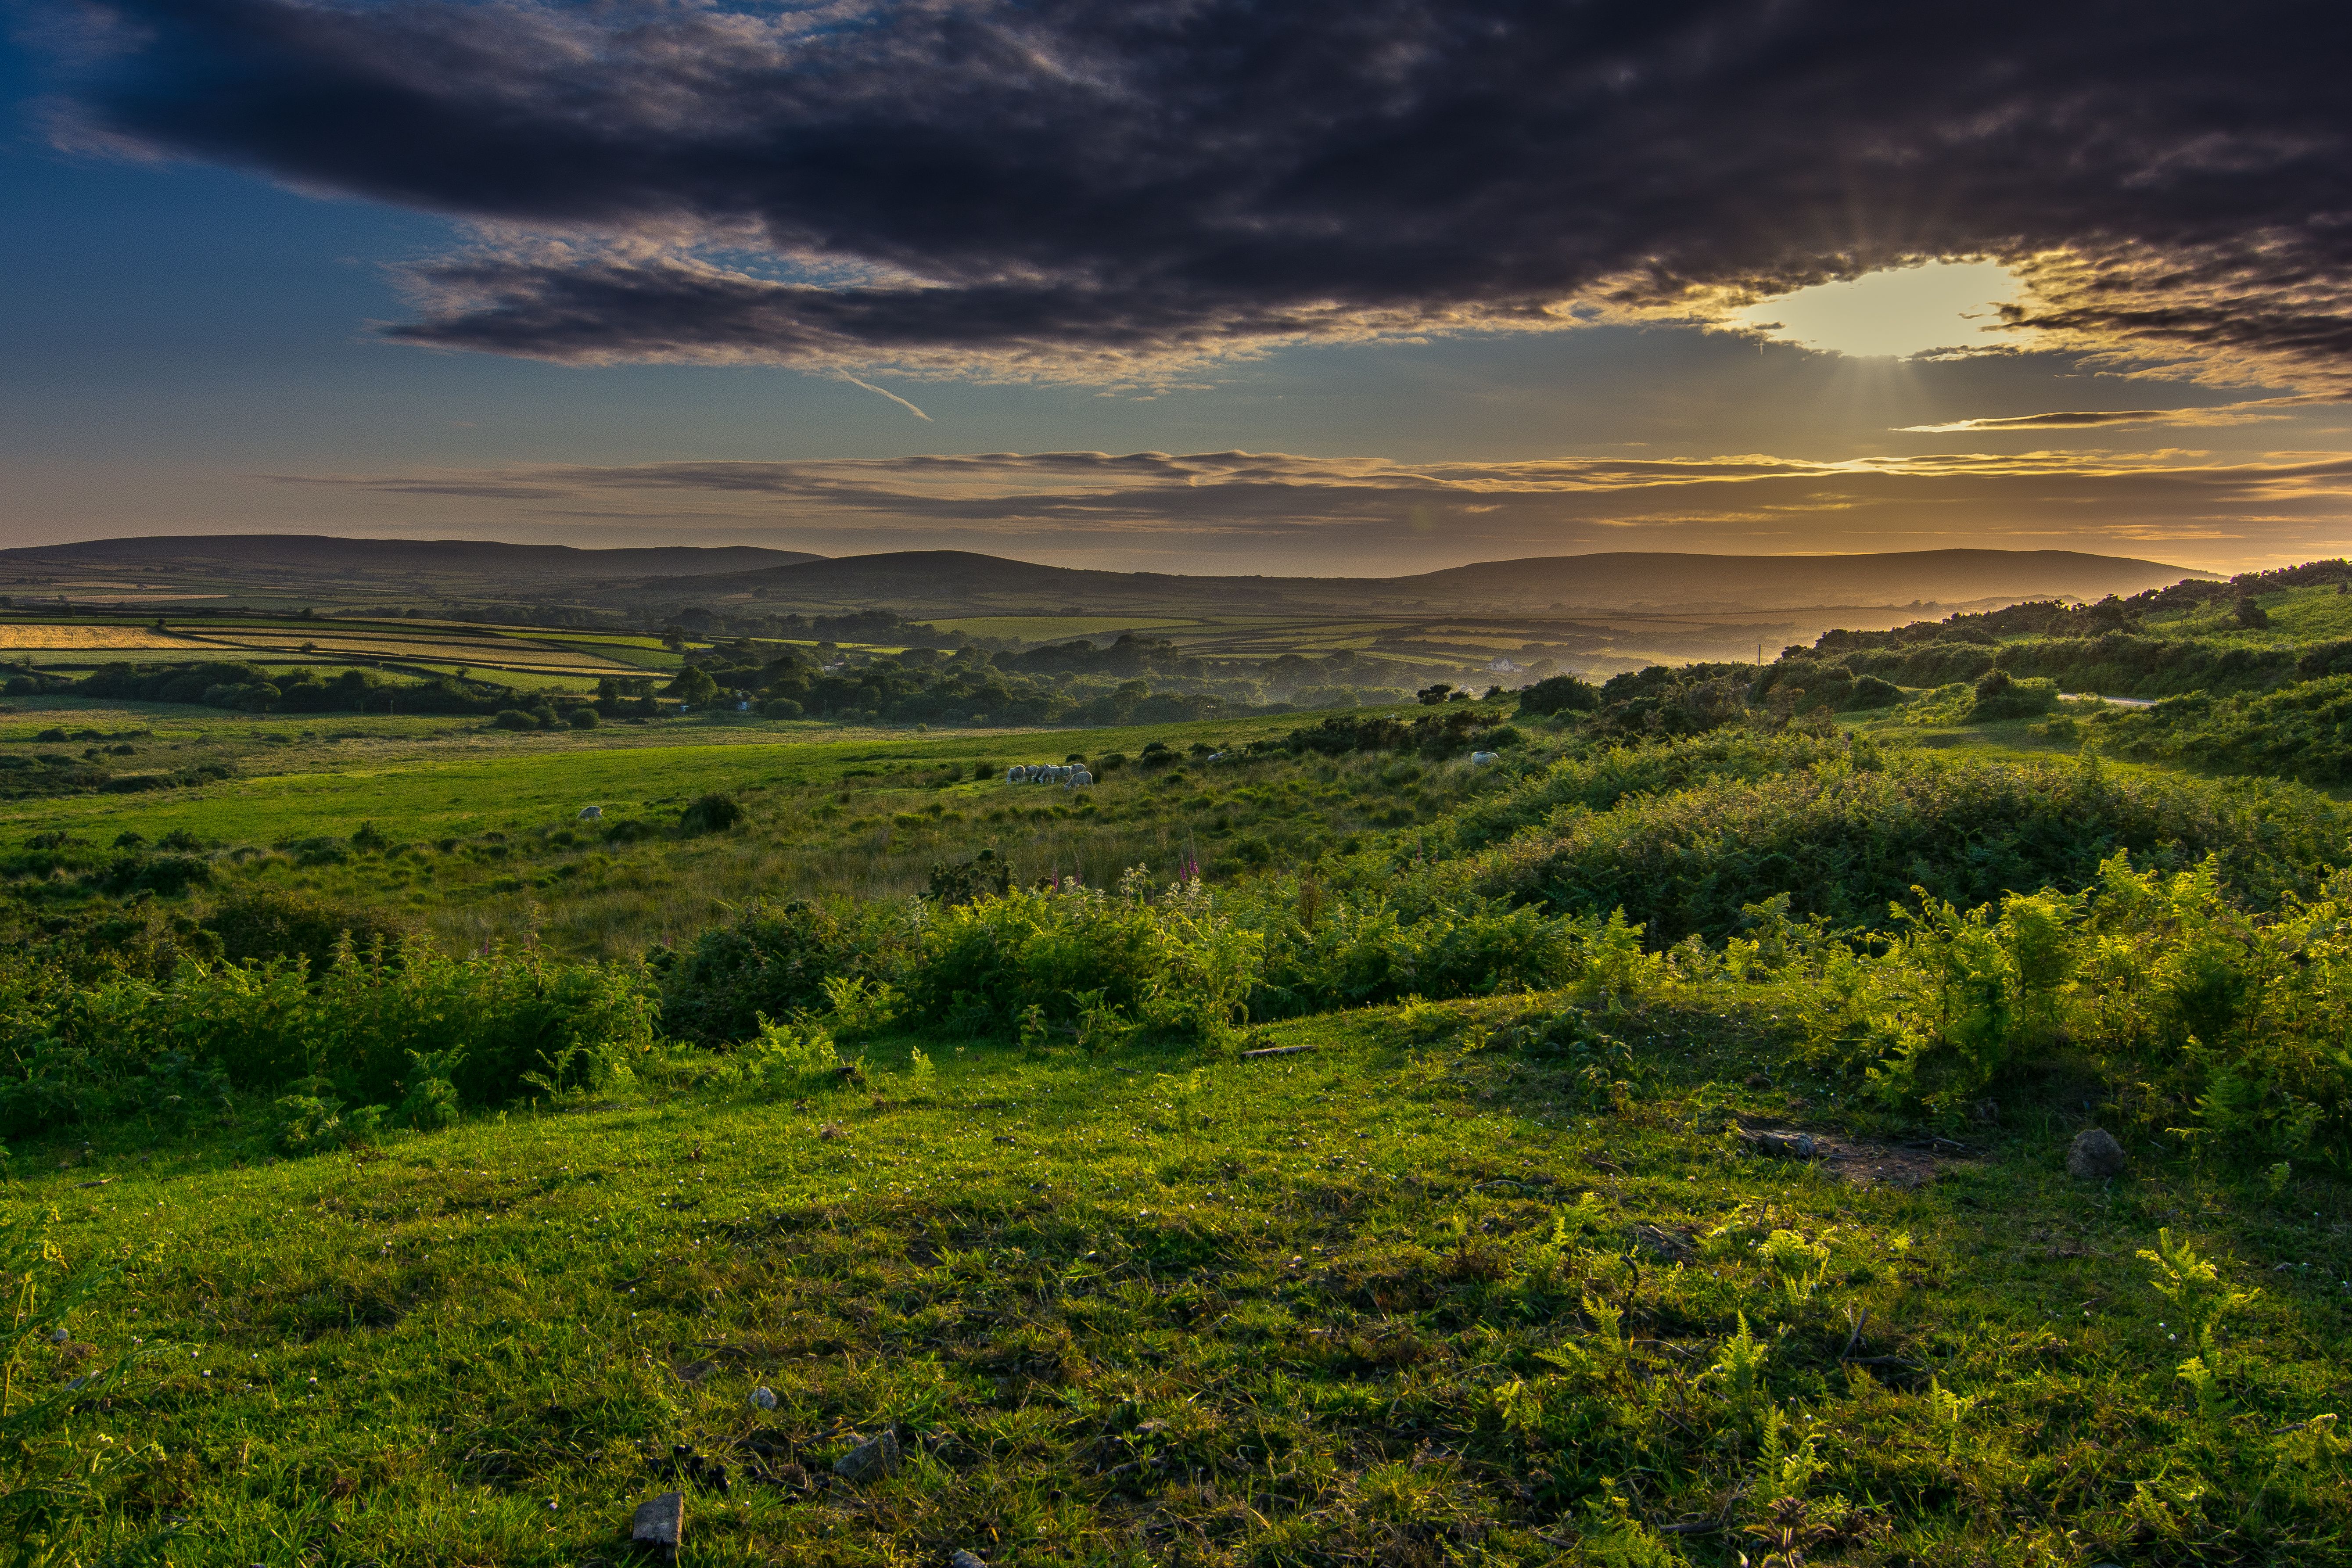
<box><xmin>655</xmin><ymin>900</ymin><xmax>903</xmax><ymax>1048</ymax></box>
<box><xmin>205</xmin><ymin>887</ymin><xmax>410</xmax><ymax>974</ymax></box>
<box><xmin>1968</xmin><ymin>670</ymin><xmax>2058</xmax><ymax>721</ymax></box>
<box><xmin>902</xmin><ymin>872</ymin><xmax>1259</xmax><ymax>1044</ymax></box>
<box><xmin>1516</xmin><ymin>675</ymin><xmax>1600</xmax><ymax>717</ymax></box>
<box><xmin>761</xmin><ymin>697</ymin><xmax>805</xmax><ymax>719</ymax></box>
<box><xmin>1845</xmin><ymin>675</ymin><xmax>1903</xmax><ymax>709</ymax></box>
<box><xmin>0</xmin><ymin>940</ymin><xmax>656</xmax><ymax>1138</ymax></box>
<box><xmin>491</xmin><ymin>709</ymin><xmax>536</xmax><ymax>731</ymax></box>
<box><xmin>1468</xmin><ymin>744</ymin><xmax>2343</xmax><ymax>942</ymax></box>
<box><xmin>679</xmin><ymin>792</ymin><xmax>745</xmax><ymax>834</ymax></box>
<box><xmin>567</xmin><ymin>706</ymin><xmax>601</xmax><ymax>729</ymax></box>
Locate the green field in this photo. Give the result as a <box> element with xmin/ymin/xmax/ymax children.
<box><xmin>4</xmin><ymin>566</ymin><xmax>2351</xmax><ymax>1565</ymax></box>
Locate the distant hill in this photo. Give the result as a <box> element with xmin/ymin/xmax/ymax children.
<box><xmin>615</xmin><ymin>550</ymin><xmax>1321</xmax><ymax>613</ymax></box>
<box><xmin>1390</xmin><ymin>549</ymin><xmax>2195</xmax><ymax>611</ymax></box>
<box><xmin>0</xmin><ymin>534</ymin><xmax>2197</xmax><ymax>620</ymax></box>
<box><xmin>0</xmin><ymin>535</ymin><xmax>823</xmax><ymax>585</ymax></box>
<box><xmin>620</xmin><ymin>546</ymin><xmax>2197</xmax><ymax>615</ymax></box>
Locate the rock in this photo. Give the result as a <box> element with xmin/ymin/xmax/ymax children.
<box><xmin>750</xmin><ymin>1385</ymin><xmax>779</xmax><ymax>1410</ymax></box>
<box><xmin>833</xmin><ymin>1429</ymin><xmax>902</xmax><ymax>1483</ymax></box>
<box><xmin>1738</xmin><ymin>1127</ymin><xmax>1820</xmax><ymax>1160</ymax></box>
<box><xmin>952</xmin><ymin>1552</ymin><xmax>989</xmax><ymax>1568</ymax></box>
<box><xmin>632</xmin><ymin>1491</ymin><xmax>684</xmax><ymax>1554</ymax></box>
<box><xmin>2067</xmin><ymin>1128</ymin><xmax>2127</xmax><ymax>1180</ymax></box>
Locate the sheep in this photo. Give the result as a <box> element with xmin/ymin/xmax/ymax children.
<box><xmin>1069</xmin><ymin>768</ymin><xmax>1094</xmax><ymax>789</ymax></box>
<box><xmin>1469</xmin><ymin>751</ymin><xmax>1500</xmax><ymax>766</ymax></box>
<box><xmin>577</xmin><ymin>805</ymin><xmax>604</xmax><ymax>821</ymax></box>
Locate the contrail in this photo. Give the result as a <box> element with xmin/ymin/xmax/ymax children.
<box><xmin>839</xmin><ymin>373</ymin><xmax>932</xmax><ymax>421</ymax></box>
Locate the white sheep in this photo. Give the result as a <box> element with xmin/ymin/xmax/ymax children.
<box><xmin>1069</xmin><ymin>768</ymin><xmax>1094</xmax><ymax>789</ymax></box>
<box><xmin>577</xmin><ymin>805</ymin><xmax>604</xmax><ymax>821</ymax></box>
<box><xmin>1470</xmin><ymin>751</ymin><xmax>1499</xmax><ymax>766</ymax></box>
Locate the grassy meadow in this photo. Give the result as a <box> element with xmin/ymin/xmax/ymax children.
<box><xmin>4</xmin><ymin>571</ymin><xmax>2351</xmax><ymax>1566</ymax></box>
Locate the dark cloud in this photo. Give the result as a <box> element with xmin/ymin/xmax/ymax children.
<box><xmin>49</xmin><ymin>0</ymin><xmax>2352</xmax><ymax>382</ymax></box>
<box><xmin>262</xmin><ymin>447</ymin><xmax>2352</xmax><ymax>572</ymax></box>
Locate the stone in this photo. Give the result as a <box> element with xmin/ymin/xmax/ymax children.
<box><xmin>632</xmin><ymin>1491</ymin><xmax>684</xmax><ymax>1554</ymax></box>
<box><xmin>2067</xmin><ymin>1128</ymin><xmax>2127</xmax><ymax>1180</ymax></box>
<box><xmin>750</xmin><ymin>1385</ymin><xmax>779</xmax><ymax>1410</ymax></box>
<box><xmin>952</xmin><ymin>1552</ymin><xmax>989</xmax><ymax>1568</ymax></box>
<box><xmin>833</xmin><ymin>1429</ymin><xmax>901</xmax><ymax>1483</ymax></box>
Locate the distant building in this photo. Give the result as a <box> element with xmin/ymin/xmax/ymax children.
<box><xmin>1485</xmin><ymin>656</ymin><xmax>1524</xmax><ymax>674</ymax></box>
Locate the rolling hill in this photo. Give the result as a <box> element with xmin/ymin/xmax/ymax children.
<box><xmin>618</xmin><ymin>546</ymin><xmax>2197</xmax><ymax>616</ymax></box>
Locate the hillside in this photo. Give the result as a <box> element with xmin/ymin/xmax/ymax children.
<box><xmin>1393</xmin><ymin>547</ymin><xmax>2193</xmax><ymax>611</ymax></box>
<box><xmin>0</xmin><ymin>535</ymin><xmax>823</xmax><ymax>596</ymax></box>
<box><xmin>621</xmin><ymin>545</ymin><xmax>2195</xmax><ymax>617</ymax></box>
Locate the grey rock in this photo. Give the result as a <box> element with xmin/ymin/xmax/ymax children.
<box><xmin>833</xmin><ymin>1429</ymin><xmax>902</xmax><ymax>1483</ymax></box>
<box><xmin>632</xmin><ymin>1491</ymin><xmax>684</xmax><ymax>1553</ymax></box>
<box><xmin>1738</xmin><ymin>1127</ymin><xmax>1820</xmax><ymax>1160</ymax></box>
<box><xmin>2067</xmin><ymin>1128</ymin><xmax>2127</xmax><ymax>1180</ymax></box>
<box><xmin>750</xmin><ymin>1385</ymin><xmax>779</xmax><ymax>1410</ymax></box>
<box><xmin>952</xmin><ymin>1552</ymin><xmax>989</xmax><ymax>1568</ymax></box>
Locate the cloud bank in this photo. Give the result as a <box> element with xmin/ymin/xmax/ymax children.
<box><xmin>264</xmin><ymin>447</ymin><xmax>2352</xmax><ymax>574</ymax></box>
<box><xmin>49</xmin><ymin>0</ymin><xmax>2352</xmax><ymax>385</ymax></box>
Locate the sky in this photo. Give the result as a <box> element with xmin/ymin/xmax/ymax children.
<box><xmin>4</xmin><ymin>0</ymin><xmax>2351</xmax><ymax>577</ymax></box>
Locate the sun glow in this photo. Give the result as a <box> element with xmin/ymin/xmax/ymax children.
<box><xmin>1736</xmin><ymin>260</ymin><xmax>2022</xmax><ymax>359</ymax></box>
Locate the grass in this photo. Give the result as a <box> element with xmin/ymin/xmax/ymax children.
<box><xmin>0</xmin><ymin>701</ymin><xmax>1471</xmax><ymax>955</ymax></box>
<box><xmin>7</xmin><ymin>993</ymin><xmax>2345</xmax><ymax>1565</ymax></box>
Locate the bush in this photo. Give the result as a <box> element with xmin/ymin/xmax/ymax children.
<box><xmin>1968</xmin><ymin>669</ymin><xmax>2058</xmax><ymax>721</ymax></box>
<box><xmin>902</xmin><ymin>873</ymin><xmax>1259</xmax><ymax>1044</ymax></box>
<box><xmin>1467</xmin><ymin>742</ymin><xmax>2344</xmax><ymax>943</ymax></box>
<box><xmin>1516</xmin><ymin>675</ymin><xmax>1601</xmax><ymax>717</ymax></box>
<box><xmin>567</xmin><ymin>706</ymin><xmax>602</xmax><ymax>729</ymax></box>
<box><xmin>679</xmin><ymin>792</ymin><xmax>745</xmax><ymax>834</ymax></box>
<box><xmin>655</xmin><ymin>900</ymin><xmax>903</xmax><ymax>1047</ymax></box>
<box><xmin>491</xmin><ymin>709</ymin><xmax>537</xmax><ymax>731</ymax></box>
<box><xmin>0</xmin><ymin>940</ymin><xmax>656</xmax><ymax>1138</ymax></box>
<box><xmin>205</xmin><ymin>887</ymin><xmax>411</xmax><ymax>974</ymax></box>
<box><xmin>1845</xmin><ymin>675</ymin><xmax>1903</xmax><ymax>709</ymax></box>
<box><xmin>2091</xmin><ymin>676</ymin><xmax>2352</xmax><ymax>786</ymax></box>
<box><xmin>761</xmin><ymin>697</ymin><xmax>805</xmax><ymax>719</ymax></box>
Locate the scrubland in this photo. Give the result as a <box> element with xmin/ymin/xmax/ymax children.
<box><xmin>1</xmin><ymin>592</ymin><xmax>2348</xmax><ymax>1565</ymax></box>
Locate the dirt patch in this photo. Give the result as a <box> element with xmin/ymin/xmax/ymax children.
<box><xmin>1734</xmin><ymin>1123</ymin><xmax>1978</xmax><ymax>1189</ymax></box>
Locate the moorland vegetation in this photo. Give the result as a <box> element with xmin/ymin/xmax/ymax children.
<box><xmin>0</xmin><ymin>562</ymin><xmax>2348</xmax><ymax>1564</ymax></box>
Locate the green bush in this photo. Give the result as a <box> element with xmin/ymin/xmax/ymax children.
<box><xmin>1465</xmin><ymin>744</ymin><xmax>2343</xmax><ymax>942</ymax></box>
<box><xmin>902</xmin><ymin>872</ymin><xmax>1259</xmax><ymax>1044</ymax></box>
<box><xmin>1968</xmin><ymin>669</ymin><xmax>2058</xmax><ymax>721</ymax></box>
<box><xmin>1516</xmin><ymin>675</ymin><xmax>1600</xmax><ymax>717</ymax></box>
<box><xmin>0</xmin><ymin>939</ymin><xmax>656</xmax><ymax>1138</ymax></box>
<box><xmin>654</xmin><ymin>899</ymin><xmax>902</xmax><ymax>1048</ymax></box>
<box><xmin>679</xmin><ymin>792</ymin><xmax>745</xmax><ymax>834</ymax></box>
<box><xmin>491</xmin><ymin>709</ymin><xmax>536</xmax><ymax>731</ymax></box>
<box><xmin>567</xmin><ymin>706</ymin><xmax>602</xmax><ymax>729</ymax></box>
<box><xmin>1845</xmin><ymin>675</ymin><xmax>1903</xmax><ymax>709</ymax></box>
<box><xmin>2091</xmin><ymin>675</ymin><xmax>2352</xmax><ymax>785</ymax></box>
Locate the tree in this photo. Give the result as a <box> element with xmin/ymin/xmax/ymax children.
<box><xmin>667</xmin><ymin>666</ymin><xmax>719</xmax><ymax>706</ymax></box>
<box><xmin>2235</xmin><ymin>596</ymin><xmax>2272</xmax><ymax>628</ymax></box>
